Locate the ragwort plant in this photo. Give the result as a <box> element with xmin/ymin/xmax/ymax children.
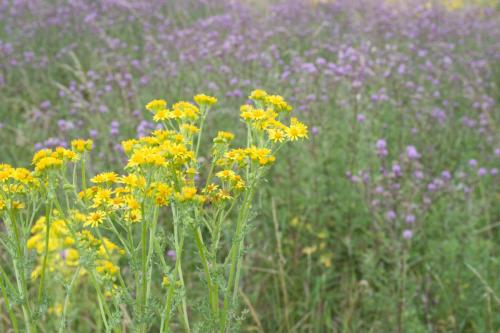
<box><xmin>0</xmin><ymin>90</ymin><xmax>307</xmax><ymax>332</ymax></box>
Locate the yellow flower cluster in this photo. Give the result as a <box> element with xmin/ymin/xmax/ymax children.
<box><xmin>249</xmin><ymin>89</ymin><xmax>292</xmax><ymax>112</ymax></box>
<box><xmin>28</xmin><ymin>215</ymin><xmax>80</xmax><ymax>280</ymax></box>
<box><xmin>242</xmin><ymin>90</ymin><xmax>308</xmax><ymax>143</ymax></box>
<box><xmin>27</xmin><ymin>213</ymin><xmax>123</xmax><ymax>281</ymax></box>
<box><xmin>32</xmin><ymin>147</ymin><xmax>79</xmax><ymax>173</ymax></box>
<box><xmin>151</xmin><ymin>101</ymin><xmax>201</xmax><ymax>123</ymax></box>
<box><xmin>194</xmin><ymin>94</ymin><xmax>218</xmax><ymax>106</ymax></box>
<box><xmin>71</xmin><ymin>139</ymin><xmax>93</xmax><ymax>153</ymax></box>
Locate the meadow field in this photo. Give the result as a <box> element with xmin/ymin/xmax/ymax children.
<box><xmin>0</xmin><ymin>0</ymin><xmax>499</xmax><ymax>332</ymax></box>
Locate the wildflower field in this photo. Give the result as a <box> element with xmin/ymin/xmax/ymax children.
<box><xmin>0</xmin><ymin>0</ymin><xmax>499</xmax><ymax>332</ymax></box>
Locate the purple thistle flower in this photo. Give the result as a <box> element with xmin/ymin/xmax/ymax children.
<box><xmin>406</xmin><ymin>145</ymin><xmax>420</xmax><ymax>160</ymax></box>
<box><xmin>405</xmin><ymin>215</ymin><xmax>415</xmax><ymax>224</ymax></box>
<box><xmin>167</xmin><ymin>250</ymin><xmax>176</xmax><ymax>260</ymax></box>
<box><xmin>386</xmin><ymin>210</ymin><xmax>396</xmax><ymax>221</ymax></box>
<box><xmin>402</xmin><ymin>229</ymin><xmax>413</xmax><ymax>240</ymax></box>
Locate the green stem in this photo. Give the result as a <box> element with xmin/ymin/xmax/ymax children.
<box><xmin>140</xmin><ymin>213</ymin><xmax>148</xmax><ymax>332</ymax></box>
<box><xmin>9</xmin><ymin>210</ymin><xmax>34</xmax><ymax>332</ymax></box>
<box><xmin>89</xmin><ymin>271</ymin><xmax>111</xmax><ymax>331</ymax></box>
<box><xmin>192</xmin><ymin>226</ymin><xmax>218</xmax><ymax>318</ymax></box>
<box><xmin>58</xmin><ymin>267</ymin><xmax>81</xmax><ymax>333</ymax></box>
<box><xmin>81</xmin><ymin>155</ymin><xmax>87</xmax><ymax>192</ymax></box>
<box><xmin>0</xmin><ymin>268</ymin><xmax>20</xmax><ymax>333</ymax></box>
<box><xmin>37</xmin><ymin>200</ymin><xmax>53</xmax><ymax>307</ymax></box>
<box><xmin>195</xmin><ymin>106</ymin><xmax>208</xmax><ymax>158</ymax></box>
<box><xmin>220</xmin><ymin>185</ymin><xmax>255</xmax><ymax>332</ymax></box>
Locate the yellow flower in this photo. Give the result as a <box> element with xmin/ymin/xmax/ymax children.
<box><xmin>124</xmin><ymin>209</ymin><xmax>142</xmax><ymax>223</ymax></box>
<box><xmin>85</xmin><ymin>211</ymin><xmax>106</xmax><ymax>228</ymax></box>
<box><xmin>177</xmin><ymin>186</ymin><xmax>197</xmax><ymax>201</ymax></box>
<box><xmin>35</xmin><ymin>156</ymin><xmax>63</xmax><ymax>173</ymax></box>
<box><xmin>11</xmin><ymin>201</ymin><xmax>25</xmax><ymax>210</ymax></box>
<box><xmin>194</xmin><ymin>94</ymin><xmax>217</xmax><ymax>106</ymax></box>
<box><xmin>245</xmin><ymin>146</ymin><xmax>275</xmax><ymax>165</ymax></box>
<box><xmin>71</xmin><ymin>139</ymin><xmax>93</xmax><ymax>153</ymax></box>
<box><xmin>153</xmin><ymin>109</ymin><xmax>170</xmax><ymax>122</ymax></box>
<box><xmin>214</xmin><ymin>131</ymin><xmax>234</xmax><ymax>144</ymax></box>
<box><xmin>121</xmin><ymin>139</ymin><xmax>138</xmax><ymax>154</ymax></box>
<box><xmin>32</xmin><ymin>149</ymin><xmax>52</xmax><ymax>164</ymax></box>
<box><xmin>215</xmin><ymin>189</ymin><xmax>232</xmax><ymax>202</ymax></box>
<box><xmin>119</xmin><ymin>174</ymin><xmax>145</xmax><ymax>188</ymax></box>
<box><xmin>91</xmin><ymin>172</ymin><xmax>119</xmax><ymax>184</ymax></box>
<box><xmin>146</xmin><ymin>99</ymin><xmax>167</xmax><ymax>112</ymax></box>
<box><xmin>53</xmin><ymin>147</ymin><xmax>78</xmax><ymax>162</ymax></box>
<box><xmin>286</xmin><ymin>118</ymin><xmax>308</xmax><ymax>141</ymax></box>
<box><xmin>48</xmin><ymin>303</ymin><xmax>63</xmax><ymax>316</ymax></box>
<box><xmin>216</xmin><ymin>169</ymin><xmax>237</xmax><ymax>181</ymax></box>
<box><xmin>95</xmin><ymin>259</ymin><xmax>119</xmax><ymax>277</ymax></box>
<box><xmin>12</xmin><ymin>168</ymin><xmax>35</xmax><ymax>184</ymax></box>
<box><xmin>249</xmin><ymin>89</ymin><xmax>268</xmax><ymax>101</ymax></box>
<box><xmin>265</xmin><ymin>95</ymin><xmax>292</xmax><ymax>112</ymax></box>
<box><xmin>171</xmin><ymin>101</ymin><xmax>200</xmax><ymax>121</ymax></box>
<box><xmin>267</xmin><ymin>129</ymin><xmax>286</xmax><ymax>143</ymax></box>
<box><xmin>153</xmin><ymin>182</ymin><xmax>173</xmax><ymax>206</ymax></box>
<box><xmin>162</xmin><ymin>276</ymin><xmax>170</xmax><ymax>288</ymax></box>
<box><xmin>180</xmin><ymin>124</ymin><xmax>200</xmax><ymax>135</ymax></box>
<box><xmin>302</xmin><ymin>246</ymin><xmax>317</xmax><ymax>255</ymax></box>
<box><xmin>127</xmin><ymin>147</ymin><xmax>166</xmax><ymax>168</ymax></box>
<box><xmin>319</xmin><ymin>254</ymin><xmax>332</xmax><ymax>268</ymax></box>
<box><xmin>92</xmin><ymin>188</ymin><xmax>112</xmax><ymax>207</ymax></box>
<box><xmin>125</xmin><ymin>196</ymin><xmax>140</xmax><ymax>210</ymax></box>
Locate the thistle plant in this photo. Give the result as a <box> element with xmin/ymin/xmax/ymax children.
<box><xmin>0</xmin><ymin>90</ymin><xmax>307</xmax><ymax>332</ymax></box>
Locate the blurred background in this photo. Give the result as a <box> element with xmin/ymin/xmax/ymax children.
<box><xmin>0</xmin><ymin>0</ymin><xmax>499</xmax><ymax>332</ymax></box>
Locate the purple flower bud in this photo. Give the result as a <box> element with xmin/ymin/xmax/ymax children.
<box><xmin>491</xmin><ymin>168</ymin><xmax>498</xmax><ymax>176</ymax></box>
<box><xmin>60</xmin><ymin>249</ymin><xmax>68</xmax><ymax>260</ymax></box>
<box><xmin>376</xmin><ymin>139</ymin><xmax>388</xmax><ymax>157</ymax></box>
<box><xmin>357</xmin><ymin>114</ymin><xmax>366</xmax><ymax>123</ymax></box>
<box><xmin>386</xmin><ymin>210</ymin><xmax>396</xmax><ymax>221</ymax></box>
<box><xmin>468</xmin><ymin>159</ymin><xmax>477</xmax><ymax>167</ymax></box>
<box><xmin>405</xmin><ymin>214</ymin><xmax>415</xmax><ymax>224</ymax></box>
<box><xmin>99</xmin><ymin>105</ymin><xmax>108</xmax><ymax>113</ymax></box>
<box><xmin>376</xmin><ymin>139</ymin><xmax>386</xmax><ymax>150</ymax></box>
<box><xmin>392</xmin><ymin>164</ymin><xmax>401</xmax><ymax>176</ymax></box>
<box><xmin>40</xmin><ymin>100</ymin><xmax>51</xmax><ymax>110</ymax></box>
<box><xmin>89</xmin><ymin>129</ymin><xmax>98</xmax><ymax>138</ymax></box>
<box><xmin>441</xmin><ymin>170</ymin><xmax>451</xmax><ymax>180</ymax></box>
<box><xmin>477</xmin><ymin>168</ymin><xmax>487</xmax><ymax>177</ymax></box>
<box><xmin>406</xmin><ymin>145</ymin><xmax>420</xmax><ymax>160</ymax></box>
<box><xmin>413</xmin><ymin>170</ymin><xmax>424</xmax><ymax>180</ymax></box>
<box><xmin>167</xmin><ymin>250</ymin><xmax>176</xmax><ymax>260</ymax></box>
<box><xmin>402</xmin><ymin>229</ymin><xmax>413</xmax><ymax>240</ymax></box>
<box><xmin>311</xmin><ymin>126</ymin><xmax>319</xmax><ymax>136</ymax></box>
